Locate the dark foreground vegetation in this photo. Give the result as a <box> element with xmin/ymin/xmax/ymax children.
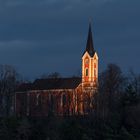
<box><xmin>0</xmin><ymin>64</ymin><xmax>140</xmax><ymax>140</ymax></box>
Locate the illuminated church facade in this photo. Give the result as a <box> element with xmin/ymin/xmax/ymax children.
<box><xmin>15</xmin><ymin>23</ymin><xmax>98</xmax><ymax>116</ymax></box>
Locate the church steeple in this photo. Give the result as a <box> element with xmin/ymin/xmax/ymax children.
<box><xmin>82</xmin><ymin>22</ymin><xmax>98</xmax><ymax>88</ymax></box>
<box><xmin>86</xmin><ymin>23</ymin><xmax>95</xmax><ymax>57</ymax></box>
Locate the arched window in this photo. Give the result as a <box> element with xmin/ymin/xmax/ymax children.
<box><xmin>49</xmin><ymin>94</ymin><xmax>55</xmax><ymax>111</ymax></box>
<box><xmin>50</xmin><ymin>94</ymin><xmax>54</xmax><ymax>106</ymax></box>
<box><xmin>62</xmin><ymin>94</ymin><xmax>67</xmax><ymax>106</ymax></box>
<box><xmin>85</xmin><ymin>68</ymin><xmax>88</xmax><ymax>76</ymax></box>
<box><xmin>36</xmin><ymin>93</ymin><xmax>41</xmax><ymax>106</ymax></box>
<box><xmin>94</xmin><ymin>69</ymin><xmax>96</xmax><ymax>76</ymax></box>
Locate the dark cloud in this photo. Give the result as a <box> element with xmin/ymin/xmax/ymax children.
<box><xmin>0</xmin><ymin>0</ymin><xmax>140</xmax><ymax>79</ymax></box>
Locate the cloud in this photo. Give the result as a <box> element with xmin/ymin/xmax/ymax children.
<box><xmin>0</xmin><ymin>40</ymin><xmax>34</xmax><ymax>48</ymax></box>
<box><xmin>0</xmin><ymin>0</ymin><xmax>140</xmax><ymax>78</ymax></box>
<box><xmin>2</xmin><ymin>0</ymin><xmax>115</xmax><ymax>7</ymax></box>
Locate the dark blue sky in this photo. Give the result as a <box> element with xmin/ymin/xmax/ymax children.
<box><xmin>0</xmin><ymin>0</ymin><xmax>140</xmax><ymax>79</ymax></box>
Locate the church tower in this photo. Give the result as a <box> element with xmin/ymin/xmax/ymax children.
<box><xmin>82</xmin><ymin>23</ymin><xmax>98</xmax><ymax>90</ymax></box>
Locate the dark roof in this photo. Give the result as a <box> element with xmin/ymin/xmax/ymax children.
<box><xmin>16</xmin><ymin>83</ymin><xmax>33</xmax><ymax>92</ymax></box>
<box><xmin>16</xmin><ymin>77</ymin><xmax>81</xmax><ymax>92</ymax></box>
<box><xmin>83</xmin><ymin>23</ymin><xmax>95</xmax><ymax>57</ymax></box>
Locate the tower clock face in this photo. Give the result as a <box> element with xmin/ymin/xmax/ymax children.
<box><xmin>85</xmin><ymin>58</ymin><xmax>89</xmax><ymax>65</ymax></box>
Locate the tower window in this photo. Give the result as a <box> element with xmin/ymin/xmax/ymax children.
<box><xmin>86</xmin><ymin>69</ymin><xmax>88</xmax><ymax>76</ymax></box>
<box><xmin>94</xmin><ymin>69</ymin><xmax>96</xmax><ymax>76</ymax></box>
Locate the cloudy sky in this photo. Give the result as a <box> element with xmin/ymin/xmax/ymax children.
<box><xmin>0</xmin><ymin>0</ymin><xmax>140</xmax><ymax>79</ymax></box>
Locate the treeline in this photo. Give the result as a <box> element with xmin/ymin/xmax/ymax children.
<box><xmin>0</xmin><ymin>64</ymin><xmax>140</xmax><ymax>140</ymax></box>
<box><xmin>0</xmin><ymin>65</ymin><xmax>19</xmax><ymax>117</ymax></box>
<box><xmin>93</xmin><ymin>64</ymin><xmax>140</xmax><ymax>140</ymax></box>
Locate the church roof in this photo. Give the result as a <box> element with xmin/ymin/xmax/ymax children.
<box><xmin>16</xmin><ymin>77</ymin><xmax>81</xmax><ymax>92</ymax></box>
<box><xmin>84</xmin><ymin>23</ymin><xmax>95</xmax><ymax>57</ymax></box>
<box><xmin>16</xmin><ymin>83</ymin><xmax>33</xmax><ymax>92</ymax></box>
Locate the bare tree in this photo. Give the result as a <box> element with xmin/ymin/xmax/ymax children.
<box><xmin>94</xmin><ymin>64</ymin><xmax>126</xmax><ymax>120</ymax></box>
<box><xmin>129</xmin><ymin>70</ymin><xmax>140</xmax><ymax>95</ymax></box>
<box><xmin>0</xmin><ymin>65</ymin><xmax>18</xmax><ymax>116</ymax></box>
<box><xmin>41</xmin><ymin>72</ymin><xmax>61</xmax><ymax>79</ymax></box>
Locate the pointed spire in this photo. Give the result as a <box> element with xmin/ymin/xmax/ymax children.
<box><xmin>86</xmin><ymin>22</ymin><xmax>95</xmax><ymax>57</ymax></box>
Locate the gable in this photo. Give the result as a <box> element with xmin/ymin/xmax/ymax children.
<box><xmin>93</xmin><ymin>52</ymin><xmax>98</xmax><ymax>60</ymax></box>
<box><xmin>82</xmin><ymin>51</ymin><xmax>91</xmax><ymax>60</ymax></box>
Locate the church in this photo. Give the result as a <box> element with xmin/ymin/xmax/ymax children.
<box><xmin>15</xmin><ymin>23</ymin><xmax>98</xmax><ymax>116</ymax></box>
